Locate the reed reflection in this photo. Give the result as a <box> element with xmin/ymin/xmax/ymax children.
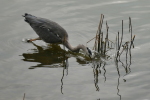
<box><xmin>114</xmin><ymin>46</ymin><xmax>133</xmax><ymax>100</ymax></box>
<box><xmin>91</xmin><ymin>46</ymin><xmax>132</xmax><ymax>100</ymax></box>
<box><xmin>92</xmin><ymin>60</ymin><xmax>106</xmax><ymax>91</ymax></box>
<box><xmin>61</xmin><ymin>58</ymin><xmax>68</xmax><ymax>94</ymax></box>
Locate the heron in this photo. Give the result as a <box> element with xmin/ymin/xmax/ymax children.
<box><xmin>23</xmin><ymin>13</ymin><xmax>92</xmax><ymax>57</ymax></box>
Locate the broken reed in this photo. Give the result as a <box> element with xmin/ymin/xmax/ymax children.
<box><xmin>88</xmin><ymin>14</ymin><xmax>135</xmax><ymax>58</ymax></box>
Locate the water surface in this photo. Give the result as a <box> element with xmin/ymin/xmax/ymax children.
<box><xmin>0</xmin><ymin>0</ymin><xmax>150</xmax><ymax>100</ymax></box>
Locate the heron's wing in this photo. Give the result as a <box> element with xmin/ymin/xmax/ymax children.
<box><xmin>37</xmin><ymin>23</ymin><xmax>62</xmax><ymax>43</ymax></box>
<box><xmin>39</xmin><ymin>20</ymin><xmax>68</xmax><ymax>42</ymax></box>
<box><xmin>40</xmin><ymin>24</ymin><xmax>62</xmax><ymax>39</ymax></box>
<box><xmin>41</xmin><ymin>20</ymin><xmax>68</xmax><ymax>38</ymax></box>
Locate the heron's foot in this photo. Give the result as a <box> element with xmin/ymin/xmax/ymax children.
<box><xmin>27</xmin><ymin>37</ymin><xmax>41</xmax><ymax>42</ymax></box>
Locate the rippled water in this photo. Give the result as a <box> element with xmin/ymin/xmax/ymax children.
<box><xmin>0</xmin><ymin>0</ymin><xmax>150</xmax><ymax>100</ymax></box>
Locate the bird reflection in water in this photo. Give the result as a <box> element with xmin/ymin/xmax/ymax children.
<box><xmin>22</xmin><ymin>42</ymin><xmax>91</xmax><ymax>69</ymax></box>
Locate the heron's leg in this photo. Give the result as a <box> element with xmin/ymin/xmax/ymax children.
<box><xmin>27</xmin><ymin>37</ymin><xmax>41</xmax><ymax>42</ymax></box>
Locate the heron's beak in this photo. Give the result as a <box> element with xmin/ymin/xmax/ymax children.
<box><xmin>86</xmin><ymin>47</ymin><xmax>92</xmax><ymax>59</ymax></box>
<box><xmin>22</xmin><ymin>13</ymin><xmax>29</xmax><ymax>23</ymax></box>
<box><xmin>22</xmin><ymin>13</ymin><xmax>28</xmax><ymax>17</ymax></box>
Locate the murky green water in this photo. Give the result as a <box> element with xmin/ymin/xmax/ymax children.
<box><xmin>0</xmin><ymin>0</ymin><xmax>150</xmax><ymax>100</ymax></box>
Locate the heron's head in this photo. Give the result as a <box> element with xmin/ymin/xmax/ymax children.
<box><xmin>78</xmin><ymin>44</ymin><xmax>92</xmax><ymax>58</ymax></box>
<box><xmin>22</xmin><ymin>13</ymin><xmax>39</xmax><ymax>25</ymax></box>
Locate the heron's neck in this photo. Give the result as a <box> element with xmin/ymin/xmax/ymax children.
<box><xmin>64</xmin><ymin>40</ymin><xmax>86</xmax><ymax>52</ymax></box>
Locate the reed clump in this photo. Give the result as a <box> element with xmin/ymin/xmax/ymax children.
<box><xmin>87</xmin><ymin>14</ymin><xmax>135</xmax><ymax>59</ymax></box>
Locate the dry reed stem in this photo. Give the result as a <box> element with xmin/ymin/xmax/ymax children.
<box><xmin>98</xmin><ymin>14</ymin><xmax>104</xmax><ymax>52</ymax></box>
<box><xmin>119</xmin><ymin>20</ymin><xmax>123</xmax><ymax>52</ymax></box>
<box><xmin>93</xmin><ymin>14</ymin><xmax>103</xmax><ymax>51</ymax></box>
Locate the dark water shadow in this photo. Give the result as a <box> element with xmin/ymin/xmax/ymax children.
<box><xmin>21</xmin><ymin>42</ymin><xmax>91</xmax><ymax>69</ymax></box>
